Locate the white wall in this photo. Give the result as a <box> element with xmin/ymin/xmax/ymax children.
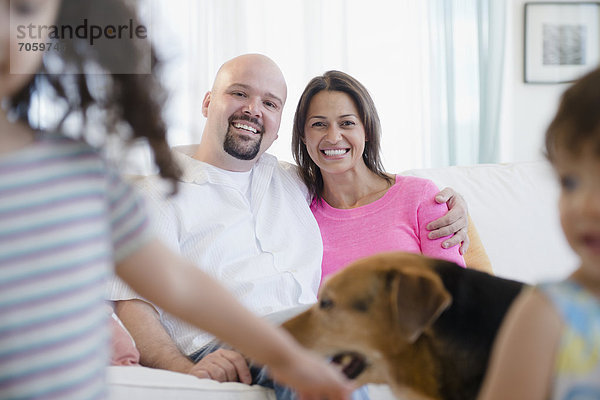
<box><xmin>499</xmin><ymin>0</ymin><xmax>590</xmax><ymax>163</ymax></box>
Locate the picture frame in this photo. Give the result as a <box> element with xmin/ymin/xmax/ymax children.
<box><xmin>524</xmin><ymin>2</ymin><xmax>600</xmax><ymax>83</ymax></box>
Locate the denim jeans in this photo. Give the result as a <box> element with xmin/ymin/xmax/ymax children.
<box><xmin>189</xmin><ymin>340</ymin><xmax>369</xmax><ymax>400</ymax></box>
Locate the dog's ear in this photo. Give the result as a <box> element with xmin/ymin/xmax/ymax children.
<box><xmin>387</xmin><ymin>269</ymin><xmax>452</xmax><ymax>343</ymax></box>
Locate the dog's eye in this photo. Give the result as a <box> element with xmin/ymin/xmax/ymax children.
<box><xmin>319</xmin><ymin>298</ymin><xmax>334</xmax><ymax>310</ymax></box>
<box><xmin>351</xmin><ymin>299</ymin><xmax>370</xmax><ymax>312</ymax></box>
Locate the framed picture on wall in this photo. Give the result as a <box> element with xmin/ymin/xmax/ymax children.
<box><xmin>524</xmin><ymin>2</ymin><xmax>600</xmax><ymax>83</ymax></box>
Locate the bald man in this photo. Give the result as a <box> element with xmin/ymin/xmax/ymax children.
<box><xmin>109</xmin><ymin>54</ymin><xmax>467</xmax><ymax>399</ymax></box>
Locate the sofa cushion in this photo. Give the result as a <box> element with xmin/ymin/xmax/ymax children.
<box><xmin>107</xmin><ymin>366</ymin><xmax>276</xmax><ymax>400</ymax></box>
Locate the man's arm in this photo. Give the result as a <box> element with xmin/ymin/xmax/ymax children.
<box><xmin>115</xmin><ymin>299</ymin><xmax>194</xmax><ymax>373</ymax></box>
<box><xmin>115</xmin><ymin>299</ymin><xmax>252</xmax><ymax>383</ymax></box>
<box><xmin>425</xmin><ymin>186</ymin><xmax>493</xmax><ymax>273</ymax></box>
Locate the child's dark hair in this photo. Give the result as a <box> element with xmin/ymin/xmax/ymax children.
<box><xmin>545</xmin><ymin>67</ymin><xmax>600</xmax><ymax>164</ymax></box>
<box><xmin>7</xmin><ymin>0</ymin><xmax>181</xmax><ymax>184</ymax></box>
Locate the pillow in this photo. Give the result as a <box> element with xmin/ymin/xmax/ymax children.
<box><xmin>109</xmin><ymin>308</ymin><xmax>140</xmax><ymax>366</ymax></box>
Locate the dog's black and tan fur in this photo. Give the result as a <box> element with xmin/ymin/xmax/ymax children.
<box><xmin>283</xmin><ymin>252</ymin><xmax>524</xmax><ymax>400</ymax></box>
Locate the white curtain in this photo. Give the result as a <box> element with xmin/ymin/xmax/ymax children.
<box><xmin>427</xmin><ymin>0</ymin><xmax>506</xmax><ymax>166</ymax></box>
<box><xmin>142</xmin><ymin>0</ymin><xmax>505</xmax><ymax>174</ymax></box>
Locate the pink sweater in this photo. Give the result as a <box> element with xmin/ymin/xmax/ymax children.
<box><xmin>311</xmin><ymin>175</ymin><xmax>466</xmax><ymax>281</ymax></box>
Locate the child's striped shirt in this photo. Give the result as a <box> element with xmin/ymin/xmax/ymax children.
<box><xmin>0</xmin><ymin>134</ymin><xmax>152</xmax><ymax>399</ymax></box>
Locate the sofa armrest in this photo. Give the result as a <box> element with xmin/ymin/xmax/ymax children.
<box><xmin>464</xmin><ymin>215</ymin><xmax>493</xmax><ymax>274</ymax></box>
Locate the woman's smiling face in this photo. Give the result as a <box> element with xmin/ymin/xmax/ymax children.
<box><xmin>303</xmin><ymin>90</ymin><xmax>367</xmax><ymax>176</ymax></box>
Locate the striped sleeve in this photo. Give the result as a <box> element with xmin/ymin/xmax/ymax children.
<box><xmin>0</xmin><ymin>138</ymin><xmax>113</xmax><ymax>399</ymax></box>
<box><xmin>106</xmin><ymin>168</ymin><xmax>154</xmax><ymax>263</ymax></box>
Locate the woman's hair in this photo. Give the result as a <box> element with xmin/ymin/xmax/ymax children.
<box><xmin>7</xmin><ymin>0</ymin><xmax>181</xmax><ymax>183</ymax></box>
<box><xmin>545</xmin><ymin>67</ymin><xmax>600</xmax><ymax>164</ymax></box>
<box><xmin>291</xmin><ymin>70</ymin><xmax>392</xmax><ymax>201</ymax></box>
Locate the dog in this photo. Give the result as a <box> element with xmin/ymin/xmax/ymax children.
<box><xmin>283</xmin><ymin>252</ymin><xmax>524</xmax><ymax>400</ymax></box>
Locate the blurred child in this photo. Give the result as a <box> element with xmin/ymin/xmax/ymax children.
<box><xmin>478</xmin><ymin>67</ymin><xmax>600</xmax><ymax>399</ymax></box>
<box><xmin>0</xmin><ymin>1</ymin><xmax>352</xmax><ymax>399</ymax></box>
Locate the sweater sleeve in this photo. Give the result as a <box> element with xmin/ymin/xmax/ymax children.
<box><xmin>416</xmin><ymin>179</ymin><xmax>466</xmax><ymax>267</ymax></box>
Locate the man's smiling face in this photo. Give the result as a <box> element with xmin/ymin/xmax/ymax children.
<box><xmin>203</xmin><ymin>54</ymin><xmax>287</xmax><ymax>164</ymax></box>
<box><xmin>221</xmin><ymin>89</ymin><xmax>267</xmax><ymax>161</ymax></box>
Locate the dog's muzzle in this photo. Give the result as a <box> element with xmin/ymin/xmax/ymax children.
<box><xmin>330</xmin><ymin>352</ymin><xmax>367</xmax><ymax>380</ymax></box>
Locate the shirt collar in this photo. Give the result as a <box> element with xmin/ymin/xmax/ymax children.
<box><xmin>171</xmin><ymin>145</ymin><xmax>277</xmax><ymax>185</ymax></box>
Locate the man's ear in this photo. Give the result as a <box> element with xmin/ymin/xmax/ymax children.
<box><xmin>202</xmin><ymin>92</ymin><xmax>211</xmax><ymax>117</ymax></box>
<box><xmin>388</xmin><ymin>268</ymin><xmax>452</xmax><ymax>343</ymax></box>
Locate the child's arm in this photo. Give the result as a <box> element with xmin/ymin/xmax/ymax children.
<box><xmin>116</xmin><ymin>238</ymin><xmax>353</xmax><ymax>399</ymax></box>
<box><xmin>477</xmin><ymin>288</ymin><xmax>562</xmax><ymax>400</ymax></box>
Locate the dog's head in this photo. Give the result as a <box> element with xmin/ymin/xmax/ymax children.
<box><xmin>283</xmin><ymin>252</ymin><xmax>452</xmax><ymax>392</ymax></box>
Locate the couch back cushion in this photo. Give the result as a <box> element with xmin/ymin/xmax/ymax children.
<box><xmin>402</xmin><ymin>161</ymin><xmax>577</xmax><ymax>284</ymax></box>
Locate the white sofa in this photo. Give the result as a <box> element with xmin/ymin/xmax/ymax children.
<box><xmin>108</xmin><ymin>160</ymin><xmax>578</xmax><ymax>400</ymax></box>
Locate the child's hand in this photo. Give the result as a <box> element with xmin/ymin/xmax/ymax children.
<box><xmin>268</xmin><ymin>347</ymin><xmax>355</xmax><ymax>400</ymax></box>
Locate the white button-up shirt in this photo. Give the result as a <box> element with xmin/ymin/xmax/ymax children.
<box><xmin>108</xmin><ymin>145</ymin><xmax>322</xmax><ymax>355</ymax></box>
